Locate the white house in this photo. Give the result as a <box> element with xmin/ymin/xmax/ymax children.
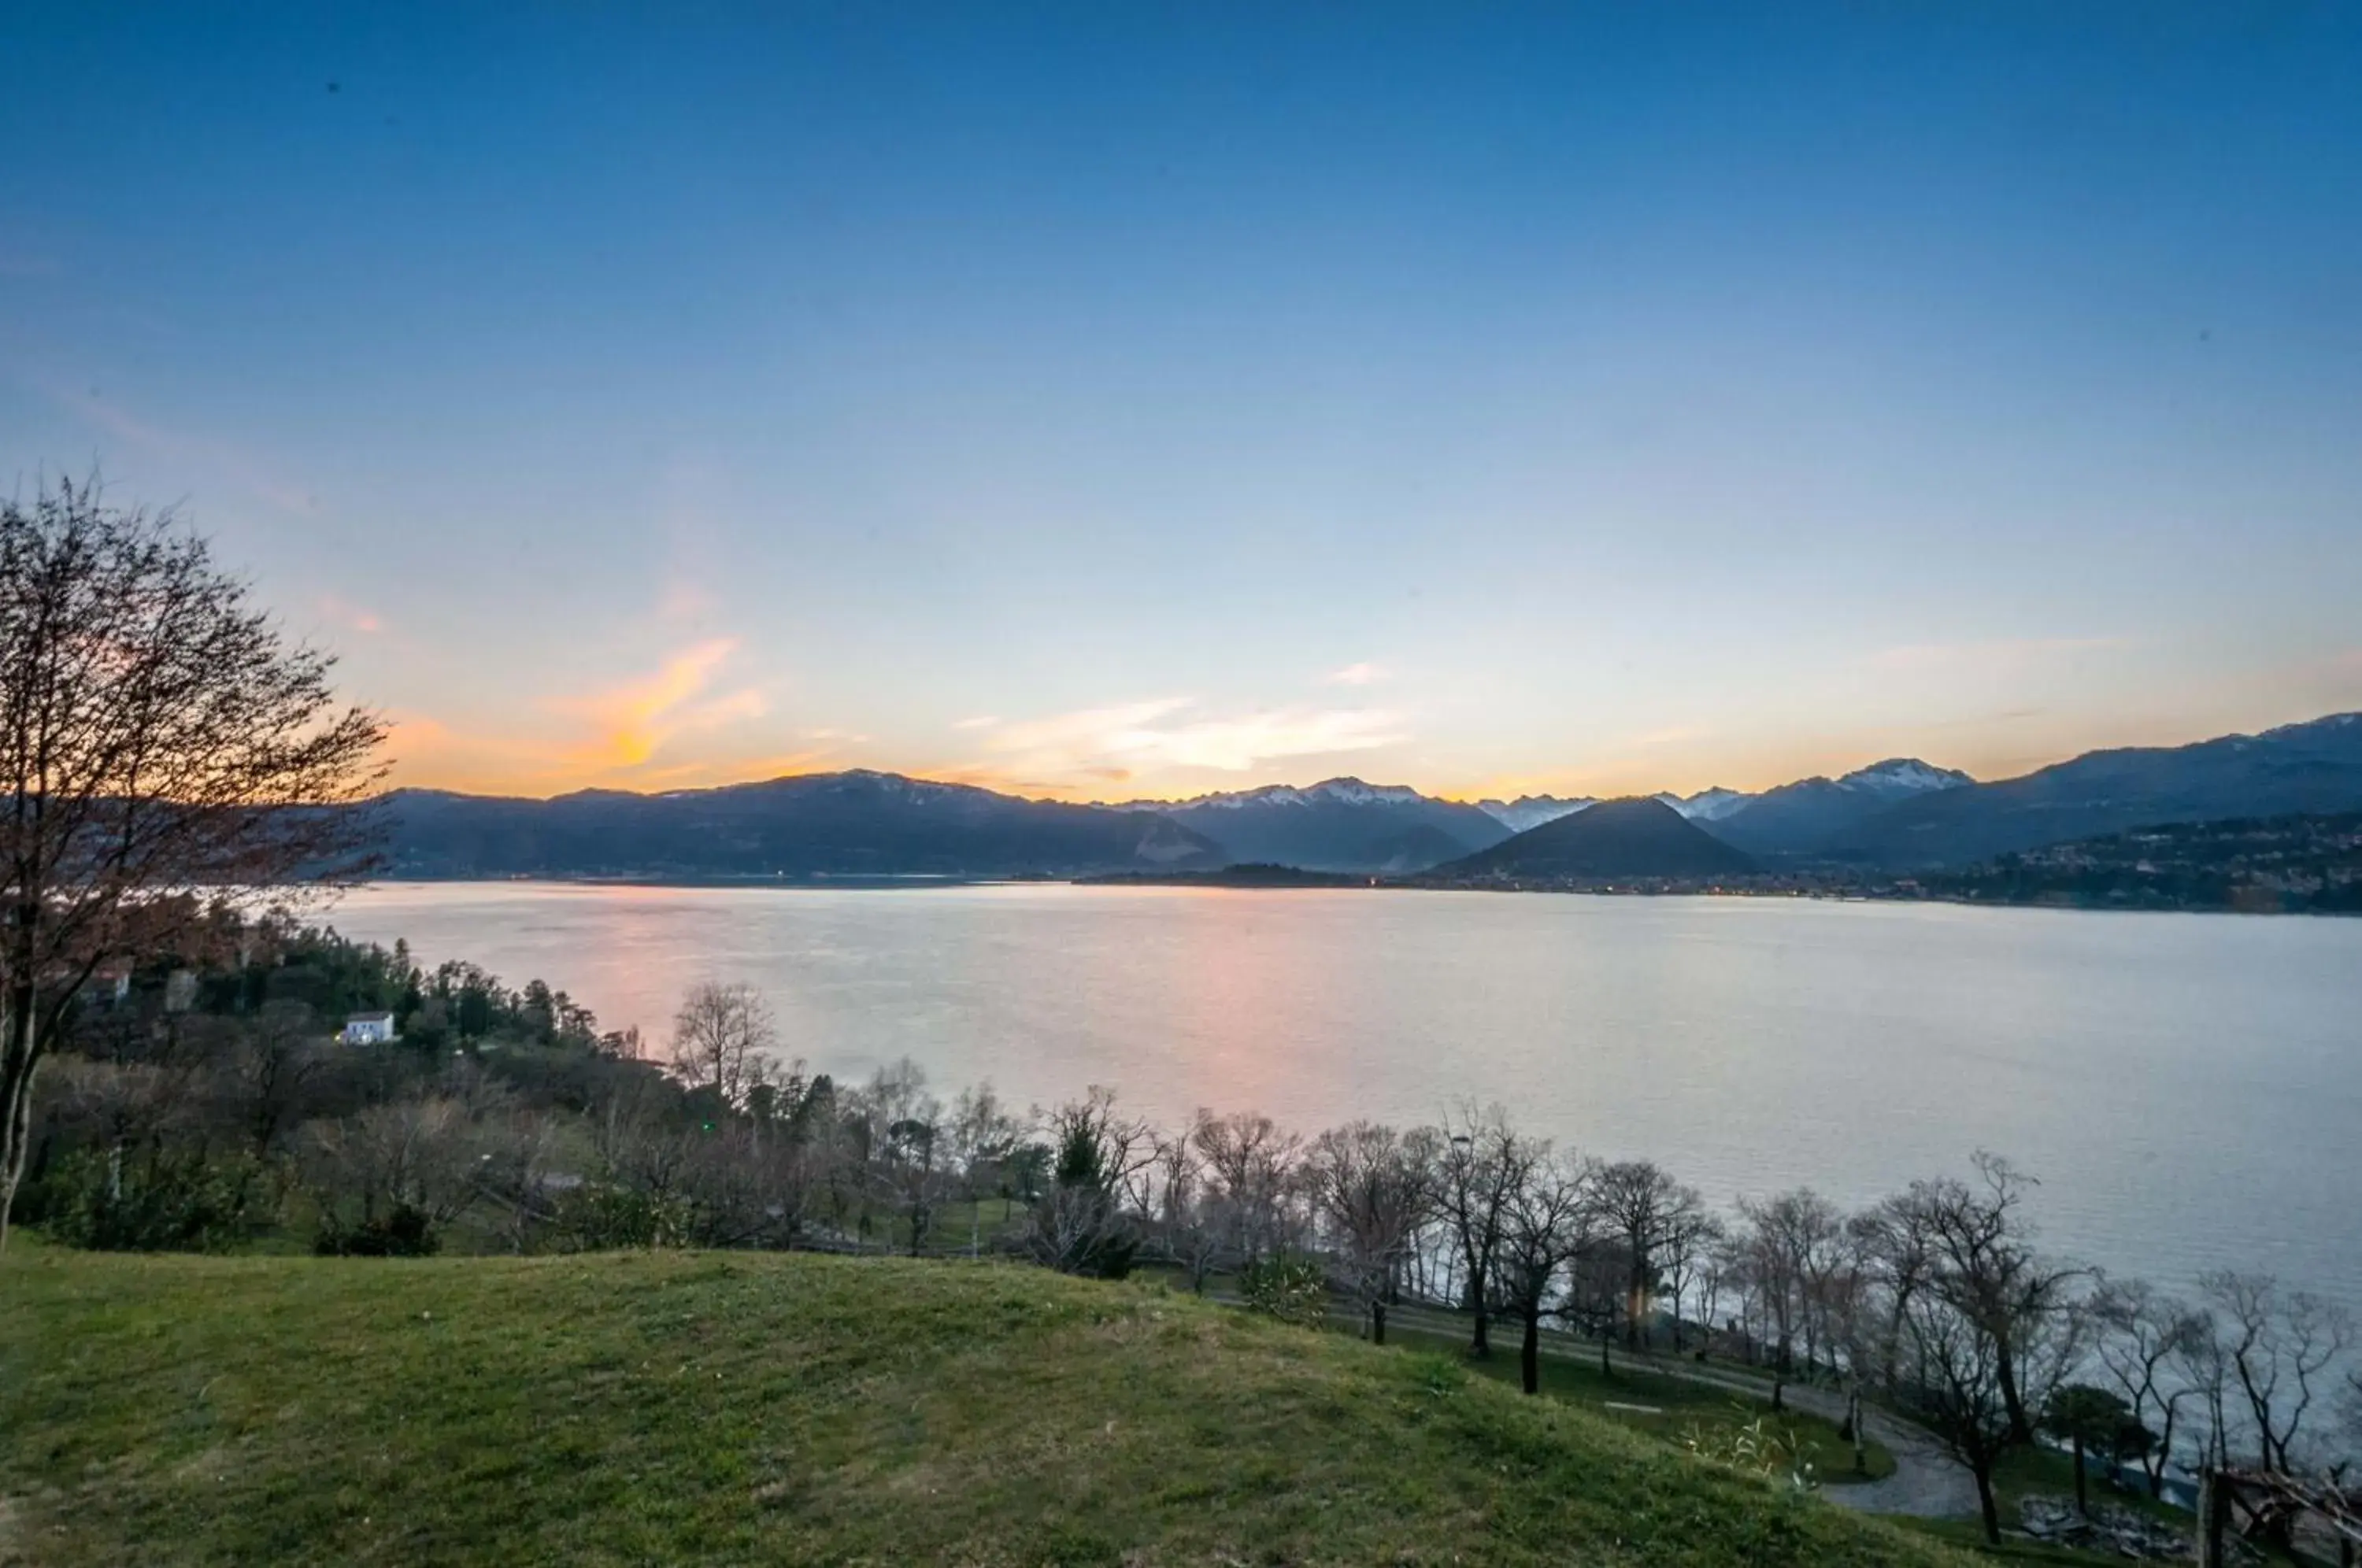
<box><xmin>342</xmin><ymin>1011</ymin><xmax>397</xmax><ymax>1045</ymax></box>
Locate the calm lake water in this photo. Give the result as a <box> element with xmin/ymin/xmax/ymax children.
<box><xmin>331</xmin><ymin>883</ymin><xmax>2362</xmax><ymax>1313</ymax></box>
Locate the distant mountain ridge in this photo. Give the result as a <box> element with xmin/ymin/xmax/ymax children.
<box><xmin>1473</xmin><ymin>761</ymin><xmax>1964</xmax><ymax>850</ymax></box>
<box><xmin>370</xmin><ymin>712</ymin><xmax>2362</xmax><ymax>881</ymax></box>
<box><xmin>381</xmin><ymin>770</ymin><xmax>1220</xmax><ymax>878</ymax></box>
<box><xmin>1114</xmin><ymin>776</ymin><xmax>1510</xmax><ymax>873</ymax></box>
<box><xmin>1828</xmin><ymin>712</ymin><xmax>2362</xmax><ymax>867</ymax></box>
<box><xmin>1657</xmin><ymin>786</ymin><xmax>1755</xmax><ymax>822</ymax></box>
<box><xmin>1435</xmin><ymin>797</ymin><xmax>1759</xmax><ymax>881</ymax></box>
<box><xmin>1705</xmin><ymin>758</ymin><xmax>1975</xmax><ymax>860</ymax></box>
<box><xmin>1474</xmin><ymin>794</ymin><xmax>1596</xmax><ymax>833</ymax></box>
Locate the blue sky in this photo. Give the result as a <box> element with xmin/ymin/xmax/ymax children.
<box><xmin>3</xmin><ymin>3</ymin><xmax>2358</xmax><ymax>800</ymax></box>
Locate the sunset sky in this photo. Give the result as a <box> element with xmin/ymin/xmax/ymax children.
<box><xmin>4</xmin><ymin>5</ymin><xmax>2359</xmax><ymax>802</ymax></box>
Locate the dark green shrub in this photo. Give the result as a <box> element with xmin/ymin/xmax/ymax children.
<box><xmin>40</xmin><ymin>1148</ymin><xmax>280</xmax><ymax>1252</ymax></box>
<box><xmin>314</xmin><ymin>1204</ymin><xmax>440</xmax><ymax>1256</ymax></box>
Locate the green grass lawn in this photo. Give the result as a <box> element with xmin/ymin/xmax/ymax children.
<box><xmin>1368</xmin><ymin>1322</ymin><xmax>1899</xmax><ymax>1485</ymax></box>
<box><xmin>0</xmin><ymin>1244</ymin><xmax>1976</xmax><ymax>1566</ymax></box>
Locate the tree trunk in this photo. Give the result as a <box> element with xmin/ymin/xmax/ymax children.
<box><xmin>2149</xmin><ymin>1404</ymin><xmax>2175</xmax><ymax>1500</ymax></box>
<box><xmin>1770</xmin><ymin>1371</ymin><xmax>1785</xmax><ymax>1414</ymax></box>
<box><xmin>1372</xmin><ymin>1300</ymin><xmax>1387</xmax><ymax>1347</ymax></box>
<box><xmin>1520</xmin><ymin>1310</ymin><xmax>1540</xmax><ymax>1394</ymax></box>
<box><xmin>1471</xmin><ymin>1267</ymin><xmax>1491</xmax><ymax>1359</ymax></box>
<box><xmin>1974</xmin><ymin>1460</ymin><xmax>2002</xmax><ymax>1547</ymax></box>
<box><xmin>2072</xmin><ymin>1436</ymin><xmax>2089</xmax><ymax>1515</ymax></box>
<box><xmin>1994</xmin><ymin>1337</ymin><xmax>2031</xmax><ymax>1442</ymax></box>
<box><xmin>0</xmin><ymin>994</ymin><xmax>39</xmax><ymax>1256</ymax></box>
<box><xmin>2198</xmin><ymin>1470</ymin><xmax>2228</xmax><ymax>1568</ymax></box>
<box><xmin>1849</xmin><ymin>1390</ymin><xmax>1867</xmax><ymax>1474</ymax></box>
<box><xmin>1599</xmin><ymin>1337</ymin><xmax>1612</xmax><ymax>1378</ymax></box>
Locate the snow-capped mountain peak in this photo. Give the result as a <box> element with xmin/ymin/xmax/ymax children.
<box><xmin>1115</xmin><ymin>777</ymin><xmax>1431</xmax><ymax>812</ymax></box>
<box><xmin>1648</xmin><ymin>786</ymin><xmax>1753</xmax><ymax>822</ymax></box>
<box><xmin>1475</xmin><ymin>795</ymin><xmax>1595</xmax><ymax>833</ymax></box>
<box><xmin>1834</xmin><ymin>758</ymin><xmax>1973</xmax><ymax>798</ymax></box>
<box><xmin>1675</xmin><ymin>786</ymin><xmax>1752</xmax><ymax>822</ymax></box>
<box><xmin>1300</xmin><ymin>777</ymin><xmax>1425</xmax><ymax>808</ymax></box>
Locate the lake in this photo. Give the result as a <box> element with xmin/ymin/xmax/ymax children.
<box><xmin>330</xmin><ymin>882</ymin><xmax>2362</xmax><ymax>1315</ymax></box>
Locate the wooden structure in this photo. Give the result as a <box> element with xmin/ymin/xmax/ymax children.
<box><xmin>2197</xmin><ymin>1467</ymin><xmax>2360</xmax><ymax>1566</ymax></box>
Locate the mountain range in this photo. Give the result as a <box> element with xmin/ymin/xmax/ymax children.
<box><xmin>1110</xmin><ymin>778</ymin><xmax>1511</xmax><ymax>873</ymax></box>
<box><xmin>379</xmin><ymin>771</ymin><xmax>1221</xmax><ymax>878</ymax></box>
<box><xmin>372</xmin><ymin>711</ymin><xmax>2362</xmax><ymax>882</ymax></box>
<box><xmin>1827</xmin><ymin>712</ymin><xmax>2362</xmax><ymax>867</ymax></box>
<box><xmin>1703</xmin><ymin>759</ymin><xmax>1976</xmax><ymax>860</ymax></box>
<box><xmin>1436</xmin><ymin>797</ymin><xmax>1758</xmax><ymax>882</ymax></box>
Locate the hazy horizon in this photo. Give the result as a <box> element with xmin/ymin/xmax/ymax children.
<box><xmin>371</xmin><ymin>701</ymin><xmax>2355</xmax><ymax>808</ymax></box>
<box><xmin>6</xmin><ymin>5</ymin><xmax>2358</xmax><ymax>802</ymax></box>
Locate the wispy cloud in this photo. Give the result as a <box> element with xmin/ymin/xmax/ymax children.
<box><xmin>555</xmin><ymin>638</ymin><xmax>767</xmax><ymax>768</ymax></box>
<box><xmin>1871</xmin><ymin>635</ymin><xmax>2131</xmax><ymax>671</ymax></box>
<box><xmin>963</xmin><ymin>697</ymin><xmax>1409</xmax><ymax>792</ymax></box>
<box><xmin>44</xmin><ymin>384</ymin><xmax>319</xmax><ymax>516</ymax></box>
<box><xmin>951</xmin><ymin>715</ymin><xmax>1001</xmax><ymax>731</ymax></box>
<box><xmin>316</xmin><ymin>592</ymin><xmax>384</xmax><ymax>635</ymax></box>
<box><xmin>1324</xmin><ymin>661</ymin><xmax>1389</xmax><ymax>687</ymax></box>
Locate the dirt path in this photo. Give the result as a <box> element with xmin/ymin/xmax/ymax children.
<box><xmin>1332</xmin><ymin>1300</ymin><xmax>1981</xmax><ymax>1520</ymax></box>
<box><xmin>1643</xmin><ymin>1362</ymin><xmax>1979</xmax><ymax>1518</ymax></box>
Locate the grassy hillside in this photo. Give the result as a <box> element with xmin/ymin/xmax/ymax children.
<box><xmin>0</xmin><ymin>1247</ymin><xmax>1972</xmax><ymax>1567</ymax></box>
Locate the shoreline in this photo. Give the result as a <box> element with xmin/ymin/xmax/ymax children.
<box><xmin>354</xmin><ymin>874</ymin><xmax>2356</xmax><ymax>916</ymax></box>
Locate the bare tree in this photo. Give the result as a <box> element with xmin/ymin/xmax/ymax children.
<box><xmin>1851</xmin><ymin>1190</ymin><xmax>1941</xmax><ymax>1396</ymax></box>
<box><xmin>1498</xmin><ymin>1148</ymin><xmax>1597</xmax><ymax>1395</ymax></box>
<box><xmin>1593</xmin><ymin>1159</ymin><xmax>1704</xmax><ymax>1350</ymax></box>
<box><xmin>1304</xmin><ymin>1121</ymin><xmax>1436</xmax><ymax>1344</ymax></box>
<box><xmin>862</xmin><ymin>1058</ymin><xmax>944</xmax><ymax>1256</ymax></box>
<box><xmin>1191</xmin><ymin>1108</ymin><xmax>1301</xmax><ymax>1267</ymax></box>
<box><xmin>1898</xmin><ymin>1290</ymin><xmax>2020</xmax><ymax>1545</ymax></box>
<box><xmin>305</xmin><ymin>1095</ymin><xmax>488</xmax><ymax>1245</ymax></box>
<box><xmin>1905</xmin><ymin>1152</ymin><xmax>2082</xmax><ymax>1441</ymax></box>
<box><xmin>945</xmin><ymin>1081</ymin><xmax>1023</xmax><ymax>1257</ymax></box>
<box><xmin>2201</xmin><ymin>1270</ymin><xmax>2356</xmax><ymax>1474</ymax></box>
<box><xmin>666</xmin><ymin>982</ymin><xmax>774</xmax><ymax>1109</ymax></box>
<box><xmin>233</xmin><ymin>1000</ymin><xmax>324</xmax><ymax>1158</ymax></box>
<box><xmin>1436</xmin><ymin>1102</ymin><xmax>1533</xmax><ymax>1359</ymax></box>
<box><xmin>1146</xmin><ymin>1125</ymin><xmax>1229</xmax><ymax>1292</ymax></box>
<box><xmin>1821</xmin><ymin>1227</ymin><xmax>1883</xmax><ymax>1477</ymax></box>
<box><xmin>1732</xmin><ymin>1187</ymin><xmax>1845</xmax><ymax>1409</ymax></box>
<box><xmin>2338</xmin><ymin>1368</ymin><xmax>2362</xmax><ymax>1481</ymax></box>
<box><xmin>1657</xmin><ymin>1207</ymin><xmax>1723</xmax><ymax>1354</ymax></box>
<box><xmin>2175</xmin><ymin>1304</ymin><xmax>2238</xmax><ymax>1474</ymax></box>
<box><xmin>2090</xmin><ymin>1276</ymin><xmax>2209</xmax><ymax>1499</ymax></box>
<box><xmin>1883</xmin><ymin>1161</ymin><xmax>2090</xmax><ymax>1547</ymax></box>
<box><xmin>0</xmin><ymin>479</ymin><xmax>385</xmax><ymax>1248</ymax></box>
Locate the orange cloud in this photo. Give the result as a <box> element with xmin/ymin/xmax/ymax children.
<box><xmin>559</xmin><ymin>638</ymin><xmax>764</xmax><ymax>767</ymax></box>
<box><xmin>386</xmin><ymin>640</ymin><xmax>792</xmax><ymax>795</ymax></box>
